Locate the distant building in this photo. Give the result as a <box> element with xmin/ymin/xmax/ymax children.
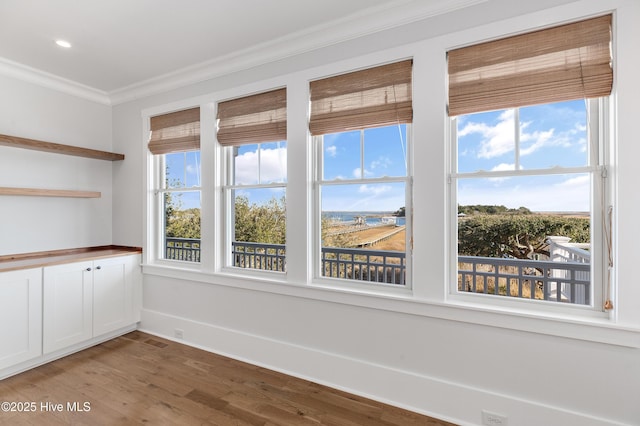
<box><xmin>381</xmin><ymin>216</ymin><xmax>398</xmax><ymax>226</ymax></box>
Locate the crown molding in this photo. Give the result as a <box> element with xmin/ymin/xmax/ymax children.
<box><xmin>108</xmin><ymin>0</ymin><xmax>487</xmax><ymax>105</ymax></box>
<box><xmin>0</xmin><ymin>57</ymin><xmax>111</xmax><ymax>105</ymax></box>
<box><xmin>1</xmin><ymin>0</ymin><xmax>485</xmax><ymax>106</ymax></box>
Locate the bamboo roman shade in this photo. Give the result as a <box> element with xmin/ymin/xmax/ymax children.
<box><xmin>148</xmin><ymin>107</ymin><xmax>200</xmax><ymax>155</ymax></box>
<box><xmin>216</xmin><ymin>88</ymin><xmax>287</xmax><ymax>146</ymax></box>
<box><xmin>448</xmin><ymin>14</ymin><xmax>613</xmax><ymax>116</ymax></box>
<box><xmin>309</xmin><ymin>60</ymin><xmax>413</xmax><ymax>136</ymax></box>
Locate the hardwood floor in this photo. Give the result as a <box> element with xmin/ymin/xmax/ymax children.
<box><xmin>0</xmin><ymin>331</ymin><xmax>456</xmax><ymax>425</ymax></box>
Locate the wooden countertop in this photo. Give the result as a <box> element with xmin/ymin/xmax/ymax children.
<box><xmin>0</xmin><ymin>246</ymin><xmax>142</xmax><ymax>273</ymax></box>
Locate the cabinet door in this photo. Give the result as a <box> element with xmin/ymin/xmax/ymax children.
<box><xmin>43</xmin><ymin>261</ymin><xmax>93</xmax><ymax>354</ymax></box>
<box><xmin>93</xmin><ymin>255</ymin><xmax>135</xmax><ymax>336</ymax></box>
<box><xmin>0</xmin><ymin>268</ymin><xmax>42</xmax><ymax>370</ymax></box>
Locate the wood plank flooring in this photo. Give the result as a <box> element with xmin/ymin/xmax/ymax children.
<box><xmin>0</xmin><ymin>331</ymin><xmax>456</xmax><ymax>425</ymax></box>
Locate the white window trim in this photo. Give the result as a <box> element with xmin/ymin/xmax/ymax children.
<box><xmin>139</xmin><ymin>19</ymin><xmax>640</xmax><ymax>348</ymax></box>
<box><xmin>446</xmin><ymin>98</ymin><xmax>611</xmax><ymax>319</ymax></box>
<box><xmin>143</xmin><ymin>100</ymin><xmax>212</xmax><ymax>272</ymax></box>
<box><xmin>149</xmin><ymin>153</ymin><xmax>203</xmax><ymax>268</ymax></box>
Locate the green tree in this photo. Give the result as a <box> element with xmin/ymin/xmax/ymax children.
<box><xmin>166</xmin><ymin>208</ymin><xmax>201</xmax><ymax>239</ymax></box>
<box><xmin>234</xmin><ymin>195</ymin><xmax>286</xmax><ymax>244</ymax></box>
<box><xmin>458</xmin><ymin>214</ymin><xmax>589</xmax><ymax>259</ymax></box>
<box><xmin>163</xmin><ymin>165</ymin><xmax>202</xmax><ymax>239</ymax></box>
<box><xmin>458</xmin><ymin>204</ymin><xmax>532</xmax><ymax>216</ymax></box>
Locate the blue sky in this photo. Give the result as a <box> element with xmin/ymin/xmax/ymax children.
<box><xmin>457</xmin><ymin>100</ymin><xmax>590</xmax><ymax>212</ymax></box>
<box><xmin>320</xmin><ymin>125</ymin><xmax>407</xmax><ymax>212</ymax></box>
<box><xmin>165</xmin><ymin>151</ymin><xmax>201</xmax><ymax>210</ymax></box>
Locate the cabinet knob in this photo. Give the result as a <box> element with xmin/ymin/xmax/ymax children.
<box><xmin>86</xmin><ymin>267</ymin><xmax>92</xmax><ymax>271</ymax></box>
<box><xmin>96</xmin><ymin>266</ymin><xmax>102</xmax><ymax>270</ymax></box>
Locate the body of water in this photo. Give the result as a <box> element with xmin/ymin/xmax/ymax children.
<box><xmin>323</xmin><ymin>211</ymin><xmax>406</xmax><ymax>226</ymax></box>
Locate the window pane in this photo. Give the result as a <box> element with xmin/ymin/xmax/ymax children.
<box><xmin>320</xmin><ymin>183</ymin><xmax>406</xmax><ymax>285</ymax></box>
<box><xmin>231</xmin><ymin>188</ymin><xmax>286</xmax><ymax>271</ymax></box>
<box><xmin>322</xmin><ymin>130</ymin><xmax>360</xmax><ymax>180</ymax></box>
<box><xmin>457</xmin><ymin>109</ymin><xmax>515</xmax><ymax>173</ymax></box>
<box><xmin>519</xmin><ymin>100</ymin><xmax>588</xmax><ymax>169</ymax></box>
<box><xmin>164</xmin><ymin>151</ymin><xmax>201</xmax><ymax>189</ymax></box>
<box><xmin>457</xmin><ymin>174</ymin><xmax>591</xmax><ymax>304</ymax></box>
<box><xmin>364</xmin><ymin>125</ymin><xmax>407</xmax><ymax>178</ymax></box>
<box><xmin>163</xmin><ymin>191</ymin><xmax>201</xmax><ymax>262</ymax></box>
<box><xmin>234</xmin><ymin>142</ymin><xmax>287</xmax><ymax>185</ymax></box>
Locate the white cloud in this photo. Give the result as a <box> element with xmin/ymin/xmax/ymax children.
<box><xmin>352</xmin><ymin>167</ymin><xmax>373</xmax><ymax>178</ymax></box>
<box><xmin>370</xmin><ymin>156</ymin><xmax>392</xmax><ymax>170</ymax></box>
<box><xmin>488</xmin><ymin>163</ymin><xmax>516</xmax><ymax>182</ymax></box>
<box><xmin>491</xmin><ymin>163</ymin><xmax>516</xmax><ymax>172</ymax></box>
<box><xmin>459</xmin><ymin>107</ymin><xmax>589</xmax><ymax>162</ymax></box>
<box><xmin>235</xmin><ymin>150</ymin><xmax>258</xmax><ymax>184</ymax></box>
<box><xmin>260</xmin><ymin>146</ymin><xmax>287</xmax><ymax>182</ymax></box>
<box><xmin>459</xmin><ymin>109</ymin><xmax>516</xmax><ymax>159</ymax></box>
<box><xmin>358</xmin><ymin>184</ymin><xmax>392</xmax><ymax>195</ymax></box>
<box><xmin>519</xmin><ymin>123</ymin><xmax>555</xmax><ymax>156</ymax></box>
<box><xmin>326</xmin><ymin>145</ymin><xmax>337</xmax><ymax>157</ymax></box>
<box><xmin>235</xmin><ymin>146</ymin><xmax>287</xmax><ymax>184</ymax></box>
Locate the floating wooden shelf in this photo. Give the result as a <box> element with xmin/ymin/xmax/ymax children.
<box><xmin>0</xmin><ymin>133</ymin><xmax>124</xmax><ymax>161</ymax></box>
<box><xmin>0</xmin><ymin>187</ymin><xmax>101</xmax><ymax>198</ymax></box>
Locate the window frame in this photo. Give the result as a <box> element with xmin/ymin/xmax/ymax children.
<box><xmin>447</xmin><ymin>98</ymin><xmax>611</xmax><ymax>316</ymax></box>
<box><xmin>312</xmin><ymin>124</ymin><xmax>414</xmax><ymax>293</ymax></box>
<box><xmin>149</xmin><ymin>149</ymin><xmax>204</xmax><ymax>267</ymax></box>
<box><xmin>146</xmin><ymin>105</ymin><xmax>204</xmax><ymax>269</ymax></box>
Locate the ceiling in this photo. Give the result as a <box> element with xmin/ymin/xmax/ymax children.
<box><xmin>0</xmin><ymin>0</ymin><xmax>480</xmax><ymax>103</ymax></box>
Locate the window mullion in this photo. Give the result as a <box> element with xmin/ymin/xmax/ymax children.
<box><xmin>514</xmin><ymin>108</ymin><xmax>520</xmax><ymax>171</ymax></box>
<box><xmin>360</xmin><ymin>129</ymin><xmax>365</xmax><ymax>179</ymax></box>
<box><xmin>257</xmin><ymin>143</ymin><xmax>262</xmax><ymax>185</ymax></box>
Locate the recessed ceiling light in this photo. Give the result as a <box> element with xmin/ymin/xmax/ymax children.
<box><xmin>55</xmin><ymin>40</ymin><xmax>72</xmax><ymax>48</ymax></box>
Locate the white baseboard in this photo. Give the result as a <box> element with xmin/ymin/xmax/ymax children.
<box><xmin>140</xmin><ymin>309</ymin><xmax>628</xmax><ymax>426</ymax></box>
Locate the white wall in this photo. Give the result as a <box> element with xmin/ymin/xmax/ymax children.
<box><xmin>111</xmin><ymin>1</ymin><xmax>640</xmax><ymax>425</ymax></box>
<box><xmin>0</xmin><ymin>75</ymin><xmax>113</xmax><ymax>256</ymax></box>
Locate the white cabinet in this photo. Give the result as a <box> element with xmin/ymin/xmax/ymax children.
<box><xmin>43</xmin><ymin>254</ymin><xmax>140</xmax><ymax>354</ymax></box>
<box><xmin>93</xmin><ymin>255</ymin><xmax>137</xmax><ymax>336</ymax></box>
<box><xmin>0</xmin><ymin>250</ymin><xmax>140</xmax><ymax>379</ymax></box>
<box><xmin>0</xmin><ymin>268</ymin><xmax>42</xmax><ymax>370</ymax></box>
<box><xmin>43</xmin><ymin>261</ymin><xmax>93</xmax><ymax>353</ymax></box>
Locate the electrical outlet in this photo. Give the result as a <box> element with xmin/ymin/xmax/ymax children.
<box><xmin>174</xmin><ymin>328</ymin><xmax>184</xmax><ymax>339</ymax></box>
<box><xmin>482</xmin><ymin>410</ymin><xmax>508</xmax><ymax>426</ymax></box>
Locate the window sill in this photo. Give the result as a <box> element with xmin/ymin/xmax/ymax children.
<box><xmin>142</xmin><ymin>263</ymin><xmax>640</xmax><ymax>348</ymax></box>
<box><xmin>438</xmin><ymin>296</ymin><xmax>640</xmax><ymax>348</ymax></box>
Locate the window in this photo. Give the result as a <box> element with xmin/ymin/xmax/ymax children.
<box><xmin>149</xmin><ymin>107</ymin><xmax>201</xmax><ymax>263</ymax></box>
<box><xmin>310</xmin><ymin>60</ymin><xmax>413</xmax><ymax>287</ymax></box>
<box><xmin>447</xmin><ymin>15</ymin><xmax>613</xmax><ymax>310</ymax></box>
<box><xmin>217</xmin><ymin>88</ymin><xmax>287</xmax><ymax>272</ymax></box>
